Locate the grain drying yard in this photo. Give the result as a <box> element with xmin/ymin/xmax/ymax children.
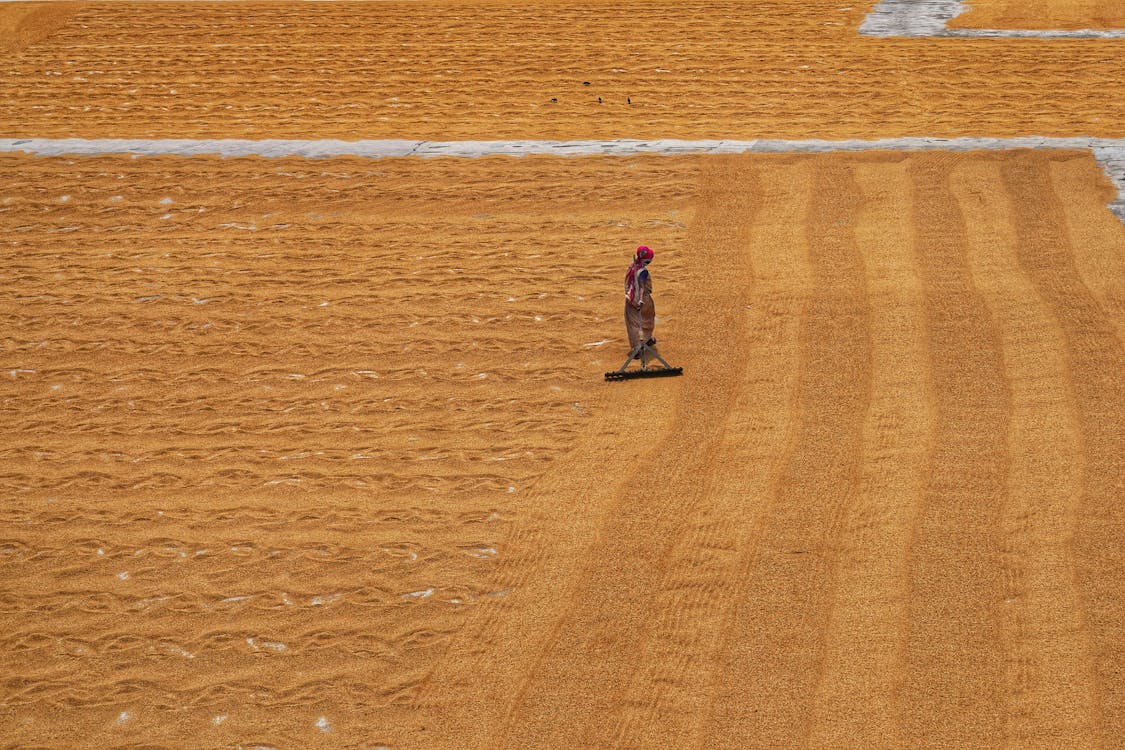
<box><xmin>0</xmin><ymin>2</ymin><xmax>1122</xmax><ymax>748</ymax></box>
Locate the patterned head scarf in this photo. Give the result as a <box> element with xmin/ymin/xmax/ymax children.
<box><xmin>625</xmin><ymin>245</ymin><xmax>654</xmax><ymax>305</ymax></box>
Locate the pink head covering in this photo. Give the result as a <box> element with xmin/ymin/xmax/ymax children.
<box><xmin>625</xmin><ymin>245</ymin><xmax>654</xmax><ymax>305</ymax></box>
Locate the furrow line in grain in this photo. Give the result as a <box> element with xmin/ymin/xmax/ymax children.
<box><xmin>450</xmin><ymin>156</ymin><xmax>748</xmax><ymax>749</ymax></box>
<box><xmin>806</xmin><ymin>152</ymin><xmax>934</xmax><ymax>749</ymax></box>
<box><xmin>1000</xmin><ymin>150</ymin><xmax>1124</xmax><ymax>745</ymax></box>
<box><xmin>954</xmin><ymin>151</ymin><xmax>1100</xmax><ymax>748</ymax></box>
<box><xmin>900</xmin><ymin>152</ymin><xmax>1009</xmax><ymax>749</ymax></box>
<box><xmin>702</xmin><ymin>154</ymin><xmax>872</xmax><ymax>749</ymax></box>
<box><xmin>1</xmin><ymin>3</ymin><xmax>1122</xmax><ymax>140</ymax></box>
<box><xmin>611</xmin><ymin>155</ymin><xmax>812</xmax><ymax>748</ymax></box>
<box><xmin>0</xmin><ymin>152</ymin><xmax>708</xmax><ymax>746</ymax></box>
<box><xmin>1045</xmin><ymin>153</ymin><xmax>1125</xmax><ymax>339</ymax></box>
<box><xmin>559</xmin><ymin>156</ymin><xmax>762</xmax><ymax>748</ymax></box>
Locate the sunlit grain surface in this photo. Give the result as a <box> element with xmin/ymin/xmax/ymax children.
<box><xmin>2</xmin><ymin>148</ymin><xmax>1121</xmax><ymax>748</ymax></box>
<box><xmin>1</xmin><ymin>2</ymin><xmax>1123</xmax><ymax>749</ymax></box>
<box><xmin>950</xmin><ymin>0</ymin><xmax>1125</xmax><ymax>30</ymax></box>
<box><xmin>0</xmin><ymin>1</ymin><xmax>1123</xmax><ymax>140</ymax></box>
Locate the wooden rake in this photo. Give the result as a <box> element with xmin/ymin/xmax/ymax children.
<box><xmin>604</xmin><ymin>341</ymin><xmax>684</xmax><ymax>382</ymax></box>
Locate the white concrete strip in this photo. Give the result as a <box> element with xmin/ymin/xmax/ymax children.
<box><xmin>2</xmin><ymin>137</ymin><xmax>1123</xmax><ymax>222</ymax></box>
<box><xmin>3</xmin><ymin>136</ymin><xmax>1124</xmax><ymax>159</ymax></box>
<box><xmin>861</xmin><ymin>0</ymin><xmax>1125</xmax><ymax>38</ymax></box>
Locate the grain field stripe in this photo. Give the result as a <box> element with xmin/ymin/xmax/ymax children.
<box><xmin>485</xmin><ymin>156</ymin><xmax>758</xmax><ymax>749</ymax></box>
<box><xmin>409</xmin><ymin>160</ymin><xmax>700</xmax><ymax>746</ymax></box>
<box><xmin>601</xmin><ymin>162</ymin><xmax>763</xmax><ymax>747</ymax></box>
<box><xmin>687</xmin><ymin>155</ymin><xmax>816</xmax><ymax>748</ymax></box>
<box><xmin>1046</xmin><ymin>154</ymin><xmax>1125</xmax><ymax>340</ymax></box>
<box><xmin>1000</xmin><ymin>150</ymin><xmax>1125</xmax><ymax>746</ymax></box>
<box><xmin>901</xmin><ymin>152</ymin><xmax>1009</xmax><ymax>749</ymax></box>
<box><xmin>702</xmin><ymin>153</ymin><xmax>873</xmax><ymax>749</ymax></box>
<box><xmin>953</xmin><ymin>152</ymin><xmax>1101</xmax><ymax>748</ymax></box>
<box><xmin>806</xmin><ymin>154</ymin><xmax>935</xmax><ymax>750</ymax></box>
<box><xmin>416</xmin><ymin>393</ymin><xmax>671</xmax><ymax>747</ymax></box>
<box><xmin>610</xmin><ymin>156</ymin><xmax>813</xmax><ymax>748</ymax></box>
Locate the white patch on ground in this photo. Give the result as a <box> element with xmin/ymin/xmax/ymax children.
<box><xmin>316</xmin><ymin>716</ymin><xmax>332</xmax><ymax>733</ymax></box>
<box><xmin>220</xmin><ymin>595</ymin><xmax>250</xmax><ymax>604</ymax></box>
<box><xmin>1093</xmin><ymin>145</ymin><xmax>1125</xmax><ymax>222</ymax></box>
<box><xmin>116</xmin><ymin>711</ymin><xmax>131</xmax><ymax>725</ymax></box>
<box><xmin>212</xmin><ymin>715</ymin><xmax>227</xmax><ymax>726</ymax></box>
<box><xmin>154</xmin><ymin>642</ymin><xmax>195</xmax><ymax>658</ymax></box>
<box><xmin>246</xmin><ymin>637</ymin><xmax>287</xmax><ymax>652</ymax></box>
<box><xmin>860</xmin><ymin>0</ymin><xmax>965</xmax><ymax>35</ymax></box>
<box><xmin>860</xmin><ymin>0</ymin><xmax>1125</xmax><ymax>37</ymax></box>
<box><xmin>402</xmin><ymin>588</ymin><xmax>434</xmax><ymax>600</ymax></box>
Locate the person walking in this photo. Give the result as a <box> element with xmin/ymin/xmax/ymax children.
<box><xmin>624</xmin><ymin>245</ymin><xmax>656</xmax><ymax>356</ymax></box>
<box><xmin>605</xmin><ymin>243</ymin><xmax>682</xmax><ymax>382</ymax></box>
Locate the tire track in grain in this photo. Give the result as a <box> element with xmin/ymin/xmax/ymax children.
<box><xmin>1001</xmin><ymin>150</ymin><xmax>1124</xmax><ymax>746</ymax></box>
<box><xmin>901</xmin><ymin>152</ymin><xmax>1009</xmax><ymax>749</ymax></box>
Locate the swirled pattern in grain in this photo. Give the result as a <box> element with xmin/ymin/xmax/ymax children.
<box><xmin>0</xmin><ymin>152</ymin><xmax>696</xmax><ymax>748</ymax></box>
<box><xmin>0</xmin><ymin>1</ymin><xmax>1122</xmax><ymax>141</ymax></box>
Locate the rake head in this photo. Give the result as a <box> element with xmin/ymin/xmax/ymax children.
<box><xmin>604</xmin><ymin>366</ymin><xmax>683</xmax><ymax>382</ymax></box>
<box><xmin>604</xmin><ymin>341</ymin><xmax>683</xmax><ymax>382</ymax></box>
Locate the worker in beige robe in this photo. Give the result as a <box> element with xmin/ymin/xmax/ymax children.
<box><xmin>624</xmin><ymin>245</ymin><xmax>656</xmax><ymax>355</ymax></box>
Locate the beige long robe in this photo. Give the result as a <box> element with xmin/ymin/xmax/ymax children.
<box><xmin>624</xmin><ymin>270</ymin><xmax>655</xmax><ymax>350</ymax></box>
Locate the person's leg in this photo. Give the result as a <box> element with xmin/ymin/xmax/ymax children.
<box><xmin>625</xmin><ymin>302</ymin><xmax>643</xmax><ymax>351</ymax></box>
<box><xmin>640</xmin><ymin>298</ymin><xmax>656</xmax><ymax>345</ymax></box>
